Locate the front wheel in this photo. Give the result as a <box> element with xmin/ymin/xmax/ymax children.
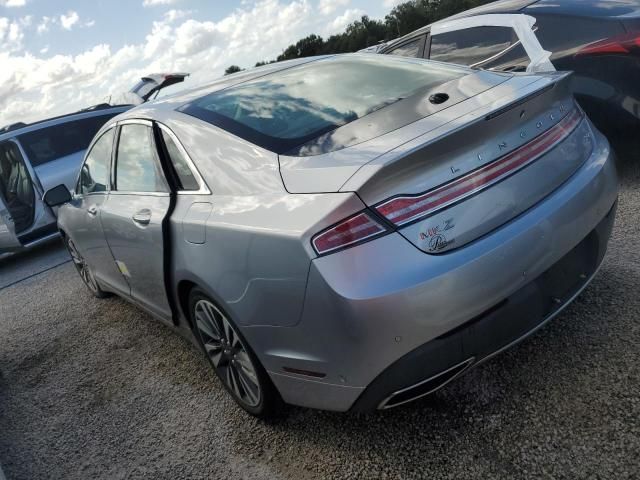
<box><xmin>189</xmin><ymin>288</ymin><xmax>281</xmax><ymax>417</ymax></box>
<box><xmin>66</xmin><ymin>236</ymin><xmax>109</xmax><ymax>298</ymax></box>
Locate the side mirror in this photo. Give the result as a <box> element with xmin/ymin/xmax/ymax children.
<box><xmin>43</xmin><ymin>184</ymin><xmax>72</xmax><ymax>207</ymax></box>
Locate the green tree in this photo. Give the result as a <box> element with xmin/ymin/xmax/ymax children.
<box><xmin>385</xmin><ymin>0</ymin><xmax>436</xmax><ymax>37</ymax></box>
<box><xmin>245</xmin><ymin>0</ymin><xmax>497</xmax><ymax>69</ymax></box>
<box><xmin>224</xmin><ymin>65</ymin><xmax>243</xmax><ymax>75</ymax></box>
<box><xmin>276</xmin><ymin>34</ymin><xmax>325</xmax><ymax>61</ymax></box>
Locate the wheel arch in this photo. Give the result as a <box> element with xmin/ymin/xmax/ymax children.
<box><xmin>176</xmin><ymin>278</ymin><xmax>197</xmax><ymax>329</ymax></box>
<box><xmin>175</xmin><ymin>276</ymin><xmax>231</xmax><ymax>331</ymax></box>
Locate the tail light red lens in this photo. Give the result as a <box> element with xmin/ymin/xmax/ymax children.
<box><xmin>375</xmin><ymin>107</ymin><xmax>584</xmax><ymax>227</ymax></box>
<box><xmin>312</xmin><ymin>212</ymin><xmax>387</xmax><ymax>255</ymax></box>
<box><xmin>576</xmin><ymin>32</ymin><xmax>640</xmax><ymax>57</ymax></box>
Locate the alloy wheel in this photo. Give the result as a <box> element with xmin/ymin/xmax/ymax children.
<box><xmin>67</xmin><ymin>238</ymin><xmax>99</xmax><ymax>293</ymax></box>
<box><xmin>193</xmin><ymin>299</ymin><xmax>262</xmax><ymax>408</ymax></box>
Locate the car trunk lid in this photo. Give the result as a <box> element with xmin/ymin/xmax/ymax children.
<box><xmin>278</xmin><ymin>68</ymin><xmax>512</xmax><ymax>193</ymax></box>
<box><xmin>352</xmin><ymin>71</ymin><xmax>591</xmax><ymax>253</ymax></box>
<box><xmin>283</xmin><ymin>70</ymin><xmax>591</xmax><ymax>254</ymax></box>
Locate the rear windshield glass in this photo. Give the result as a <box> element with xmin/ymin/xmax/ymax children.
<box><xmin>18</xmin><ymin>113</ymin><xmax>120</xmax><ymax>167</ymax></box>
<box><xmin>178</xmin><ymin>55</ymin><xmax>466</xmax><ymax>153</ymax></box>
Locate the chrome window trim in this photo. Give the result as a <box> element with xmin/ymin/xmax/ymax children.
<box><xmin>107</xmin><ymin>191</ymin><xmax>170</xmax><ymax>197</ymax></box>
<box><xmin>116</xmin><ymin>118</ymin><xmax>153</xmax><ymax>127</ymax></box>
<box><xmin>156</xmin><ymin>122</ymin><xmax>211</xmax><ymax>195</ymax></box>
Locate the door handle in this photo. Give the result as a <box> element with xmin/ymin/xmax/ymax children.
<box><xmin>132</xmin><ymin>209</ymin><xmax>152</xmax><ymax>226</ymax></box>
<box><xmin>87</xmin><ymin>205</ymin><xmax>98</xmax><ymax>216</ymax></box>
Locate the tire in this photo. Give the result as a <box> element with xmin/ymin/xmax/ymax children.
<box><xmin>188</xmin><ymin>288</ymin><xmax>282</xmax><ymax>418</ymax></box>
<box><xmin>65</xmin><ymin>236</ymin><xmax>110</xmax><ymax>299</ymax></box>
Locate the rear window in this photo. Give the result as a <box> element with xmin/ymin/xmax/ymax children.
<box><xmin>18</xmin><ymin>113</ymin><xmax>119</xmax><ymax>167</ymax></box>
<box><xmin>430</xmin><ymin>26</ymin><xmax>518</xmax><ymax>67</ymax></box>
<box><xmin>178</xmin><ymin>55</ymin><xmax>465</xmax><ymax>153</ymax></box>
<box><xmin>387</xmin><ymin>37</ymin><xmax>424</xmax><ymax>58</ymax></box>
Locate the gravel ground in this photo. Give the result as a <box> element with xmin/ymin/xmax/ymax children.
<box><xmin>0</xmin><ymin>239</ymin><xmax>70</xmax><ymax>290</ymax></box>
<box><xmin>0</xmin><ymin>160</ymin><xmax>638</xmax><ymax>480</ymax></box>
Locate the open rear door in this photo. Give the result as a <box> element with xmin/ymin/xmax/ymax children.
<box><xmin>0</xmin><ymin>195</ymin><xmax>21</xmax><ymax>252</ymax></box>
<box><xmin>110</xmin><ymin>73</ymin><xmax>190</xmax><ymax>106</ymax></box>
<box><xmin>430</xmin><ymin>14</ymin><xmax>555</xmax><ymax>73</ymax></box>
<box><xmin>129</xmin><ymin>73</ymin><xmax>190</xmax><ymax>103</ymax></box>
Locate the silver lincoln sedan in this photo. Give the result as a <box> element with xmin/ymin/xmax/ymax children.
<box><xmin>44</xmin><ymin>54</ymin><xmax>618</xmax><ymax>417</ymax></box>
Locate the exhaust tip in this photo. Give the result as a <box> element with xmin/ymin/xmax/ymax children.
<box><xmin>378</xmin><ymin>357</ymin><xmax>475</xmax><ymax>409</ymax></box>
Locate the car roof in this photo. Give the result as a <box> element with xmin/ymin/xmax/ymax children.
<box><xmin>0</xmin><ymin>105</ymin><xmax>132</xmax><ymax>142</ymax></box>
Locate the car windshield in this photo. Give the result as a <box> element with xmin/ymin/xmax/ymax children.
<box><xmin>179</xmin><ymin>55</ymin><xmax>467</xmax><ymax>153</ymax></box>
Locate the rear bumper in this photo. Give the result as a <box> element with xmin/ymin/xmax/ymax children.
<box><xmin>351</xmin><ymin>200</ymin><xmax>616</xmax><ymax>411</ymax></box>
<box><xmin>243</xmin><ymin>131</ymin><xmax>618</xmax><ymax>412</ymax></box>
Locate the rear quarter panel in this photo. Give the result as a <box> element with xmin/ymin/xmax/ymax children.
<box><xmin>160</xmin><ymin>112</ymin><xmax>367</xmax><ymax>328</ymax></box>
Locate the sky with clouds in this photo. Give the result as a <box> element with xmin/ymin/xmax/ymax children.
<box><xmin>0</xmin><ymin>0</ymin><xmax>401</xmax><ymax>127</ymax></box>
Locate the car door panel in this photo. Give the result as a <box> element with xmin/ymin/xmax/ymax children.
<box><xmin>66</xmin><ymin>193</ymin><xmax>129</xmax><ymax>293</ymax></box>
<box><xmin>101</xmin><ymin>121</ymin><xmax>172</xmax><ymax>320</ymax></box>
<box><xmin>101</xmin><ymin>192</ymin><xmax>171</xmax><ymax>318</ymax></box>
<box><xmin>65</xmin><ymin>127</ymin><xmax>130</xmax><ymax>294</ymax></box>
<box><xmin>0</xmin><ymin>140</ymin><xmax>39</xmax><ymax>239</ymax></box>
<box><xmin>0</xmin><ymin>194</ymin><xmax>21</xmax><ymax>251</ymax></box>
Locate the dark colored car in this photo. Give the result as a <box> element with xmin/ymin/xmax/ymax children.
<box><xmin>379</xmin><ymin>0</ymin><xmax>640</xmax><ymax>152</ymax></box>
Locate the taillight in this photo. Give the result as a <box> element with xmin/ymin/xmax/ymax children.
<box><xmin>376</xmin><ymin>107</ymin><xmax>584</xmax><ymax>227</ymax></box>
<box><xmin>576</xmin><ymin>31</ymin><xmax>640</xmax><ymax>57</ymax></box>
<box><xmin>312</xmin><ymin>211</ymin><xmax>388</xmax><ymax>255</ymax></box>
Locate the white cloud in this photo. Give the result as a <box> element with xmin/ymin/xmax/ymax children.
<box><xmin>143</xmin><ymin>0</ymin><xmax>179</xmax><ymax>6</ymax></box>
<box><xmin>318</xmin><ymin>0</ymin><xmax>349</xmax><ymax>15</ymax></box>
<box><xmin>36</xmin><ymin>16</ymin><xmax>53</xmax><ymax>34</ymax></box>
<box><xmin>0</xmin><ymin>0</ymin><xmax>27</xmax><ymax>7</ymax></box>
<box><xmin>382</xmin><ymin>0</ymin><xmax>403</xmax><ymax>7</ymax></box>
<box><xmin>0</xmin><ymin>16</ymin><xmax>24</xmax><ymax>52</ymax></box>
<box><xmin>60</xmin><ymin>11</ymin><xmax>79</xmax><ymax>30</ymax></box>
<box><xmin>328</xmin><ymin>8</ymin><xmax>363</xmax><ymax>32</ymax></box>
<box><xmin>84</xmin><ymin>19</ymin><xmax>96</xmax><ymax>28</ymax></box>
<box><xmin>0</xmin><ymin>0</ymin><xmax>368</xmax><ymax>126</ymax></box>
<box><xmin>164</xmin><ymin>9</ymin><xmax>191</xmax><ymax>23</ymax></box>
<box><xmin>39</xmin><ymin>45</ymin><xmax>48</xmax><ymax>54</ymax></box>
<box><xmin>18</xmin><ymin>14</ymin><xmax>31</xmax><ymax>26</ymax></box>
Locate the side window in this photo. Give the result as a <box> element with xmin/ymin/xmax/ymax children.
<box><xmin>18</xmin><ymin>113</ymin><xmax>120</xmax><ymax>167</ymax></box>
<box><xmin>430</xmin><ymin>26</ymin><xmax>521</xmax><ymax>68</ymax></box>
<box><xmin>387</xmin><ymin>37</ymin><xmax>423</xmax><ymax>58</ymax></box>
<box><xmin>115</xmin><ymin>123</ymin><xmax>168</xmax><ymax>193</ymax></box>
<box><xmin>160</xmin><ymin>129</ymin><xmax>199</xmax><ymax>191</ymax></box>
<box><xmin>78</xmin><ymin>128</ymin><xmax>114</xmax><ymax>195</ymax></box>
